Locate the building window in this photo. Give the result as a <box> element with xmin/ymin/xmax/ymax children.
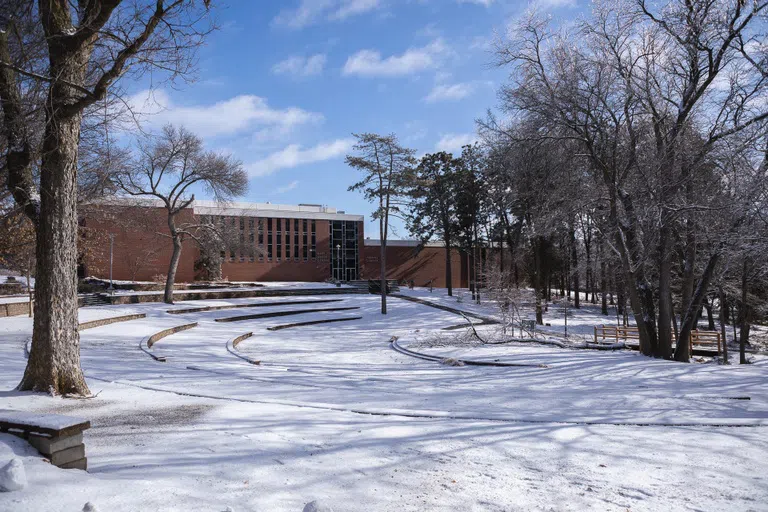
<box><xmin>276</xmin><ymin>231</ymin><xmax>282</xmax><ymax>261</ymax></box>
<box><xmin>311</xmin><ymin>220</ymin><xmax>316</xmax><ymax>259</ymax></box>
<box><xmin>302</xmin><ymin>219</ymin><xmax>308</xmax><ymax>261</ymax></box>
<box><xmin>294</xmin><ymin>219</ymin><xmax>299</xmax><ymax>259</ymax></box>
<box><xmin>267</xmin><ymin>218</ymin><xmax>273</xmax><ymax>261</ymax></box>
<box><xmin>258</xmin><ymin>218</ymin><xmax>264</xmax><ymax>261</ymax></box>
<box><xmin>285</xmin><ymin>219</ymin><xmax>290</xmax><ymax>261</ymax></box>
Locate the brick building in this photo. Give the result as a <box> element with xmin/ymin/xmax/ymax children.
<box><xmin>81</xmin><ymin>200</ymin><xmax>468</xmax><ymax>288</ymax></box>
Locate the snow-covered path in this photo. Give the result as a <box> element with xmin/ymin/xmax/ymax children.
<box><xmin>1</xmin><ymin>290</ymin><xmax>767</xmax><ymax>511</ymax></box>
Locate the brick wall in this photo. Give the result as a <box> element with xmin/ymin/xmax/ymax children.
<box><xmin>362</xmin><ymin>244</ymin><xmax>467</xmax><ymax>289</ymax></box>
<box><xmin>82</xmin><ymin>206</ymin><xmax>366</xmax><ymax>284</ymax></box>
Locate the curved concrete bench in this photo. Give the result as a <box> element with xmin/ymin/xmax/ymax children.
<box><xmin>167</xmin><ymin>298</ymin><xmax>342</xmax><ymax>315</ymax></box>
<box><xmin>78</xmin><ymin>313</ymin><xmax>146</xmax><ymax>331</ymax></box>
<box><xmin>215</xmin><ymin>306</ymin><xmax>359</xmax><ymax>323</ymax></box>
<box><xmin>267</xmin><ymin>316</ymin><xmax>363</xmax><ymax>331</ymax></box>
<box><xmin>225</xmin><ymin>332</ymin><xmax>261</xmax><ymax>365</ymax></box>
<box><xmin>139</xmin><ymin>322</ymin><xmax>198</xmax><ymax>361</ymax></box>
<box><xmin>390</xmin><ymin>337</ymin><xmax>549</xmax><ymax>368</ymax></box>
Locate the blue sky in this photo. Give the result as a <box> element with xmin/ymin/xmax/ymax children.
<box><xmin>126</xmin><ymin>0</ymin><xmax>580</xmax><ymax>237</ymax></box>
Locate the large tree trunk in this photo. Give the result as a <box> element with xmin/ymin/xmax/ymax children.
<box><xmin>165</xmin><ymin>236</ymin><xmax>183</xmax><ymax>304</ymax></box>
<box><xmin>657</xmin><ymin>223</ymin><xmax>673</xmax><ymax>359</ymax></box>
<box><xmin>18</xmin><ymin>105</ymin><xmax>89</xmax><ymax>395</ymax></box>
<box><xmin>675</xmin><ymin>251</ymin><xmax>721</xmax><ymax>361</ymax></box>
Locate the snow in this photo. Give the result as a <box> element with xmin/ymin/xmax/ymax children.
<box><xmin>0</xmin><ymin>411</ymin><xmax>88</xmax><ymax>433</ymax></box>
<box><xmin>0</xmin><ymin>287</ymin><xmax>767</xmax><ymax>511</ymax></box>
<box><xmin>0</xmin><ymin>458</ymin><xmax>26</xmax><ymax>492</ymax></box>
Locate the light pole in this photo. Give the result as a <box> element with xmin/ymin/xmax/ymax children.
<box><xmin>108</xmin><ymin>233</ymin><xmax>115</xmax><ymax>294</ymax></box>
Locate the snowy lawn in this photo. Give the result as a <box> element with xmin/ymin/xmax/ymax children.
<box><xmin>1</xmin><ymin>291</ymin><xmax>767</xmax><ymax>511</ymax></box>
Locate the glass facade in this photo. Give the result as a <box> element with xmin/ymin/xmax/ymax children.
<box><xmin>330</xmin><ymin>220</ymin><xmax>359</xmax><ymax>281</ymax></box>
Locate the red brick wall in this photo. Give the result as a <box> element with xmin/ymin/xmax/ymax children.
<box><xmin>362</xmin><ymin>244</ymin><xmax>467</xmax><ymax>288</ymax></box>
<box><xmin>82</xmin><ymin>208</ymin><xmax>366</xmax><ymax>284</ymax></box>
<box><xmin>82</xmin><ymin>205</ymin><xmax>197</xmax><ymax>282</ymax></box>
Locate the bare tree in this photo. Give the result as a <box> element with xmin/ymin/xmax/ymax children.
<box><xmin>117</xmin><ymin>125</ymin><xmax>247</xmax><ymax>303</ymax></box>
<box><xmin>0</xmin><ymin>0</ymin><xmax>214</xmax><ymax>395</ymax></box>
<box><xmin>493</xmin><ymin>0</ymin><xmax>768</xmax><ymax>360</ymax></box>
<box><xmin>347</xmin><ymin>133</ymin><xmax>415</xmax><ymax>314</ymax></box>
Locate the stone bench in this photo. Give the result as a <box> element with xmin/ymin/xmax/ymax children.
<box><xmin>0</xmin><ymin>411</ymin><xmax>90</xmax><ymax>470</ymax></box>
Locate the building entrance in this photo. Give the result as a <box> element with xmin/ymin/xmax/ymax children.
<box><xmin>330</xmin><ymin>220</ymin><xmax>359</xmax><ymax>281</ymax></box>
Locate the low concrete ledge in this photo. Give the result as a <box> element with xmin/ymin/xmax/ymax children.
<box><xmin>0</xmin><ymin>301</ymin><xmax>31</xmax><ymax>318</ymax></box>
<box><xmin>225</xmin><ymin>332</ymin><xmax>261</xmax><ymax>365</ymax></box>
<box><xmin>109</xmin><ymin>286</ymin><xmax>366</xmax><ymax>306</ymax></box>
<box><xmin>167</xmin><ymin>298</ymin><xmax>342</xmax><ymax>315</ymax></box>
<box><xmin>267</xmin><ymin>316</ymin><xmax>363</xmax><ymax>331</ymax></box>
<box><xmin>216</xmin><ymin>306</ymin><xmax>359</xmax><ymax>324</ymax></box>
<box><xmin>147</xmin><ymin>322</ymin><xmax>198</xmax><ymax>348</ymax></box>
<box><xmin>139</xmin><ymin>322</ymin><xmax>198</xmax><ymax>362</ymax></box>
<box><xmin>78</xmin><ymin>313</ymin><xmax>147</xmax><ymax>331</ymax></box>
<box><xmin>0</xmin><ymin>412</ymin><xmax>90</xmax><ymax>471</ymax></box>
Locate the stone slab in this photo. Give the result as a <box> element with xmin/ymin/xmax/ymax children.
<box><xmin>49</xmin><ymin>444</ymin><xmax>86</xmax><ymax>466</ymax></box>
<box><xmin>28</xmin><ymin>433</ymin><xmax>83</xmax><ymax>456</ymax></box>
<box><xmin>58</xmin><ymin>457</ymin><xmax>87</xmax><ymax>471</ymax></box>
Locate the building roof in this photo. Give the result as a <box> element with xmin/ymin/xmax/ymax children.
<box><xmin>192</xmin><ymin>200</ymin><xmax>364</xmax><ymax>222</ymax></box>
<box><xmin>89</xmin><ymin>197</ymin><xmax>364</xmax><ymax>222</ymax></box>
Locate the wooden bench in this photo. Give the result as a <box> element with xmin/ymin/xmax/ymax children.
<box><xmin>594</xmin><ymin>325</ymin><xmax>640</xmax><ymax>344</ymax></box>
<box><xmin>0</xmin><ymin>412</ymin><xmax>90</xmax><ymax>470</ymax></box>
<box><xmin>594</xmin><ymin>325</ymin><xmax>722</xmax><ymax>354</ymax></box>
<box><xmin>690</xmin><ymin>330</ymin><xmax>722</xmax><ymax>353</ymax></box>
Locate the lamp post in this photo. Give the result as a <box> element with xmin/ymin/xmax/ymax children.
<box><xmin>108</xmin><ymin>233</ymin><xmax>115</xmax><ymax>294</ymax></box>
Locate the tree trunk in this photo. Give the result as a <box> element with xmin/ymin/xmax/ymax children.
<box><xmin>739</xmin><ymin>259</ymin><xmax>750</xmax><ymax>364</ymax></box>
<box><xmin>165</xmin><ymin>235</ymin><xmax>183</xmax><ymax>304</ymax></box>
<box><xmin>18</xmin><ymin>108</ymin><xmax>89</xmax><ymax>395</ymax></box>
<box><xmin>533</xmin><ymin>237</ymin><xmax>543</xmax><ymax>325</ymax></box>
<box><xmin>719</xmin><ymin>286</ymin><xmax>728</xmax><ymax>364</ymax></box>
<box><xmin>675</xmin><ymin>251</ymin><xmax>721</xmax><ymax>361</ymax></box>
<box><xmin>444</xmin><ymin>232</ymin><xmax>453</xmax><ymax>297</ymax></box>
<box><xmin>704</xmin><ymin>297</ymin><xmax>715</xmax><ymax>331</ymax></box>
<box><xmin>380</xmin><ymin>216</ymin><xmax>387</xmax><ymax>315</ymax></box>
<box><xmin>569</xmin><ymin>221</ymin><xmax>579</xmax><ymax>308</ymax></box>
<box><xmin>657</xmin><ymin>223</ymin><xmax>673</xmax><ymax>359</ymax></box>
<box><xmin>600</xmin><ymin>240</ymin><xmax>607</xmax><ymax>315</ymax></box>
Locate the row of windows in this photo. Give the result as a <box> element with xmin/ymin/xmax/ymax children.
<box><xmin>202</xmin><ymin>216</ymin><xmax>317</xmax><ymax>263</ymax></box>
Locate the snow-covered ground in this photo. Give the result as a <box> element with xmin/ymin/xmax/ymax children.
<box><xmin>1</xmin><ymin>289</ymin><xmax>767</xmax><ymax>511</ymax></box>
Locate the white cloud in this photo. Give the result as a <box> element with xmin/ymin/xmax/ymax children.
<box><xmin>273</xmin><ymin>0</ymin><xmax>380</xmax><ymax>29</ymax></box>
<box><xmin>343</xmin><ymin>39</ymin><xmax>449</xmax><ymax>77</ymax></box>
<box><xmin>126</xmin><ymin>89</ymin><xmax>323</xmax><ymax>139</ymax></box>
<box><xmin>274</xmin><ymin>180</ymin><xmax>300</xmax><ymax>194</ymax></box>
<box><xmin>245</xmin><ymin>138</ymin><xmax>355</xmax><ymax>177</ymax></box>
<box><xmin>272</xmin><ymin>54</ymin><xmax>327</xmax><ymax>77</ymax></box>
<box><xmin>435</xmin><ymin>133</ymin><xmax>478</xmax><ymax>153</ymax></box>
<box><xmin>425</xmin><ymin>82</ymin><xmax>475</xmax><ymax>103</ymax></box>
